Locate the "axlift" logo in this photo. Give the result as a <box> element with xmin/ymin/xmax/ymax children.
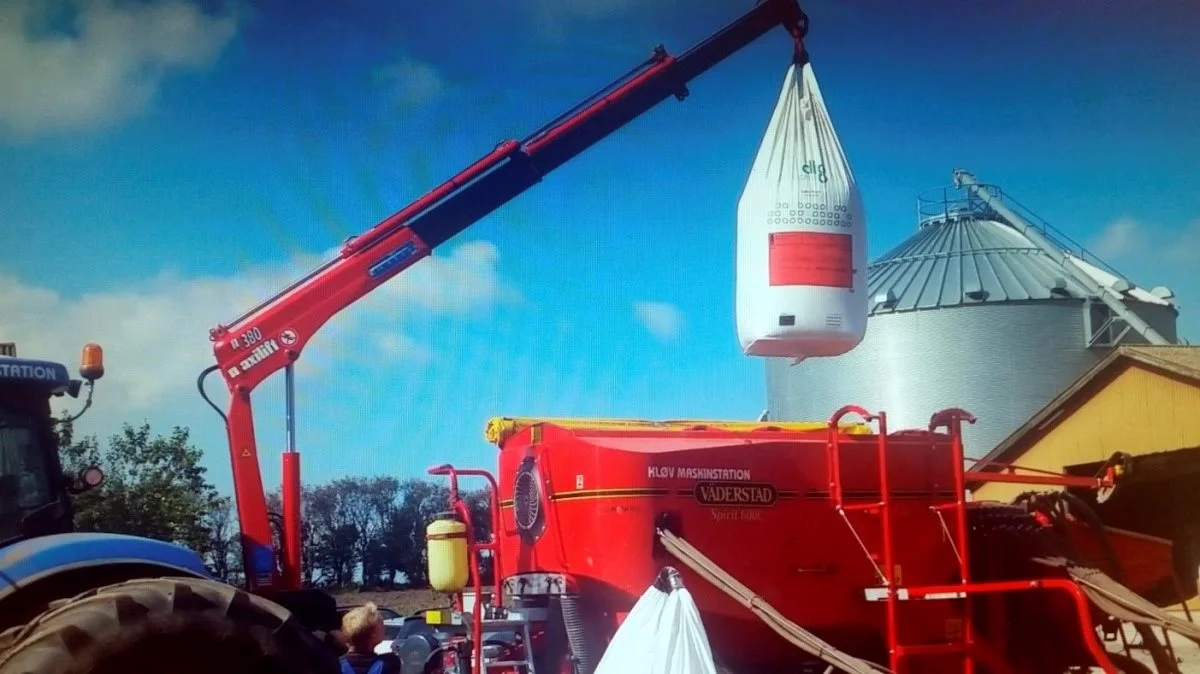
<box><xmin>227</xmin><ymin>338</ymin><xmax>279</xmax><ymax>379</ymax></box>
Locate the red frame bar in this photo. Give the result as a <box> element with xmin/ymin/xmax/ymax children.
<box><xmin>963</xmin><ymin>467</ymin><xmax>1117</xmax><ymax>489</ymax></box>
<box><xmin>902</xmin><ymin>579</ymin><xmax>1116</xmax><ymax>674</ymax></box>
<box><xmin>427</xmin><ymin>463</ymin><xmax>505</xmax><ymax>674</ymax></box>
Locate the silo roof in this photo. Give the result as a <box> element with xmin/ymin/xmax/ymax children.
<box><xmin>867</xmin><ymin>216</ymin><xmax>1172</xmax><ymax>315</ymax></box>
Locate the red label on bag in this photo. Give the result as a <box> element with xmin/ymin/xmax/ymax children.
<box><xmin>768</xmin><ymin>231</ymin><xmax>853</xmax><ymax>288</ymax></box>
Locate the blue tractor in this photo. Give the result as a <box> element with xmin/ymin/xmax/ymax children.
<box><xmin>0</xmin><ymin>343</ymin><xmax>340</xmax><ymax>674</ymax></box>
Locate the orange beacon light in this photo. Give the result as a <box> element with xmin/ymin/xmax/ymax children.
<box><xmin>80</xmin><ymin>343</ymin><xmax>105</xmax><ymax>382</ymax></box>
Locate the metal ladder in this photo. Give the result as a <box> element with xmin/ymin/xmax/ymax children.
<box><xmin>825</xmin><ymin>405</ymin><xmax>978</xmax><ymax>674</ymax></box>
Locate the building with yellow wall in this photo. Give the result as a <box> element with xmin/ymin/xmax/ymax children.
<box><xmin>969</xmin><ymin>345</ymin><xmax>1200</xmax><ymax>606</ymax></box>
<box><xmin>970</xmin><ymin>345</ymin><xmax>1200</xmax><ymax>502</ymax></box>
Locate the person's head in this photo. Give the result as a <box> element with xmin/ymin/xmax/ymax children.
<box><xmin>341</xmin><ymin>603</ymin><xmax>385</xmax><ymax>653</ymax></box>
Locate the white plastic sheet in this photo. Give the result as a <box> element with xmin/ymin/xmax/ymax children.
<box><xmin>593</xmin><ymin>580</ymin><xmax>719</xmax><ymax>674</ymax></box>
<box><xmin>735</xmin><ymin>56</ymin><xmax>867</xmax><ymax>361</ymax></box>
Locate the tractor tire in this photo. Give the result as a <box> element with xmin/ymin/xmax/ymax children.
<box><xmin>0</xmin><ymin>576</ymin><xmax>340</xmax><ymax>674</ymax></box>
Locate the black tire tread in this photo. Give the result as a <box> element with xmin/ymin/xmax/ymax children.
<box><xmin>0</xmin><ymin>576</ymin><xmax>338</xmax><ymax>674</ymax></box>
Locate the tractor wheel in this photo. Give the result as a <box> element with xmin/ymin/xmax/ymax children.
<box><xmin>0</xmin><ymin>576</ymin><xmax>339</xmax><ymax>674</ymax></box>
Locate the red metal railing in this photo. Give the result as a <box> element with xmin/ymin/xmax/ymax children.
<box><xmin>427</xmin><ymin>463</ymin><xmax>505</xmax><ymax>674</ymax></box>
<box><xmin>825</xmin><ymin>406</ymin><xmax>1120</xmax><ymax>674</ymax></box>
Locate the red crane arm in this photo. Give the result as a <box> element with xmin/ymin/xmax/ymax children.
<box><xmin>202</xmin><ymin>0</ymin><xmax>809</xmax><ymax>592</ymax></box>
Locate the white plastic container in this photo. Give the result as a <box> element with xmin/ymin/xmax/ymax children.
<box><xmin>735</xmin><ymin>58</ymin><xmax>868</xmax><ymax>360</ymax></box>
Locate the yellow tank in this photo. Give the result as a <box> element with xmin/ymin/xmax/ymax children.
<box><xmin>426</xmin><ymin>516</ymin><xmax>469</xmax><ymax>593</ymax></box>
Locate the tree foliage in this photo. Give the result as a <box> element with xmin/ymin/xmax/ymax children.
<box><xmin>56</xmin><ymin>418</ymin><xmax>495</xmax><ymax>590</ymax></box>
<box><xmin>57</xmin><ymin>417</ymin><xmax>223</xmax><ymax>558</ymax></box>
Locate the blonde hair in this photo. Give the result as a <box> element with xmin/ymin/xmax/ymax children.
<box><xmin>341</xmin><ymin>602</ymin><xmax>384</xmax><ymax>652</ymax></box>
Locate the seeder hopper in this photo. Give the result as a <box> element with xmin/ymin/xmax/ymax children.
<box><xmin>416</xmin><ymin>405</ymin><xmax>1200</xmax><ymax>674</ymax></box>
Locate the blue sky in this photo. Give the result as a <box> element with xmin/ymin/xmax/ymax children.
<box><xmin>2</xmin><ymin>0</ymin><xmax>1198</xmax><ymax>497</ymax></box>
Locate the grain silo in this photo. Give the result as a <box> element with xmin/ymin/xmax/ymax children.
<box><xmin>764</xmin><ymin>169</ymin><xmax>1181</xmax><ymax>458</ymax></box>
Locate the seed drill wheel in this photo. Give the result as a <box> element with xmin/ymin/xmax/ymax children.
<box><xmin>0</xmin><ymin>576</ymin><xmax>340</xmax><ymax>674</ymax></box>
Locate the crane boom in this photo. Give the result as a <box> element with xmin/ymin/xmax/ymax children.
<box><xmin>201</xmin><ymin>0</ymin><xmax>809</xmax><ymax>592</ymax></box>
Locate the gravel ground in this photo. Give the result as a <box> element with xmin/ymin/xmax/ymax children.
<box><xmin>331</xmin><ymin>588</ymin><xmax>451</xmax><ymax>616</ymax></box>
<box><xmin>1113</xmin><ymin>613</ymin><xmax>1200</xmax><ymax>673</ymax></box>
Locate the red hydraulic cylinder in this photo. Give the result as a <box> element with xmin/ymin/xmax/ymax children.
<box><xmin>282</xmin><ymin>450</ymin><xmax>302</xmax><ymax>589</ymax></box>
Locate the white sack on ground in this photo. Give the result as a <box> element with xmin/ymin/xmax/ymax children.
<box><xmin>735</xmin><ymin>57</ymin><xmax>867</xmax><ymax>360</ymax></box>
<box><xmin>594</xmin><ymin>580</ymin><xmax>718</xmax><ymax>674</ymax></box>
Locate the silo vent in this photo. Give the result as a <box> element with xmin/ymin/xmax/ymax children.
<box><xmin>874</xmin><ymin>290</ymin><xmax>898</xmax><ymax>309</ymax></box>
<box><xmin>1151</xmin><ymin>286</ymin><xmax>1175</xmax><ymax>300</ymax></box>
<box><xmin>1050</xmin><ymin>277</ymin><xmax>1072</xmax><ymax>297</ymax></box>
<box><xmin>1110</xmin><ymin>278</ymin><xmax>1132</xmax><ymax>293</ymax></box>
<box><xmin>965</xmin><ymin>285</ymin><xmax>989</xmax><ymax>302</ymax></box>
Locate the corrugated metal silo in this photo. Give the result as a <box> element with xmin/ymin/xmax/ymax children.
<box><xmin>764</xmin><ymin>170</ymin><xmax>1181</xmax><ymax>458</ymax></box>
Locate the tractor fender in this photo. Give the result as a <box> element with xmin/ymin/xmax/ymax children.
<box><xmin>0</xmin><ymin>532</ymin><xmax>210</xmax><ymax>617</ymax></box>
<box><xmin>0</xmin><ymin>532</ymin><xmax>210</xmax><ymax>592</ymax></box>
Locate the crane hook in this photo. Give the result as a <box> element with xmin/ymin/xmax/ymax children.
<box><xmin>787</xmin><ymin>12</ymin><xmax>810</xmax><ymax>65</ymax></box>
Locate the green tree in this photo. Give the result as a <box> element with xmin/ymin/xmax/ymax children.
<box><xmin>53</xmin><ymin>415</ymin><xmax>504</xmax><ymax>591</ymax></box>
<box><xmin>204</xmin><ymin>496</ymin><xmax>239</xmax><ymax>582</ymax></box>
<box><xmin>56</xmin><ymin>417</ymin><xmax>223</xmax><ymax>558</ymax></box>
<box><xmin>304</xmin><ymin>482</ymin><xmax>360</xmax><ymax>586</ymax></box>
<box><xmin>55</xmin><ymin>417</ymin><xmax>105</xmax><ymax>531</ymax></box>
<box><xmin>337</xmin><ymin>475</ymin><xmax>400</xmax><ymax>587</ymax></box>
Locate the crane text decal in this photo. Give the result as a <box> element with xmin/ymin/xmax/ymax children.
<box><xmin>647</xmin><ymin>466</ymin><xmax>751</xmax><ymax>481</ymax></box>
<box><xmin>229</xmin><ymin>327</ymin><xmax>263</xmax><ymax>351</ymax></box>
<box><xmin>227</xmin><ymin>338</ymin><xmax>279</xmax><ymax>378</ymax></box>
<box><xmin>693</xmin><ymin>481</ymin><xmax>778</xmax><ymax>508</ymax></box>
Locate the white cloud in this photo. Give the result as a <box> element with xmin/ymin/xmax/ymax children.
<box><xmin>1089</xmin><ymin>216</ymin><xmax>1200</xmax><ymax>267</ymax></box>
<box><xmin>1087</xmin><ymin>216</ymin><xmax>1200</xmax><ymax>340</ymax></box>
<box><xmin>633</xmin><ymin>300</ymin><xmax>684</xmax><ymax>342</ymax></box>
<box><xmin>372</xmin><ymin>332</ymin><xmax>434</xmax><ymax>365</ymax></box>
<box><xmin>0</xmin><ymin>0</ymin><xmax>239</xmax><ymax>141</ymax></box>
<box><xmin>0</xmin><ymin>240</ymin><xmax>517</xmax><ymax>440</ymax></box>
<box><xmin>374</xmin><ymin>57</ymin><xmax>444</xmax><ymax>110</ymax></box>
<box><xmin>1091</xmin><ymin>216</ymin><xmax>1140</xmax><ymax>259</ymax></box>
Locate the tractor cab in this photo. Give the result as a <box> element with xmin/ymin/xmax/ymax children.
<box><xmin>0</xmin><ymin>342</ymin><xmax>105</xmax><ymax>545</ymax></box>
